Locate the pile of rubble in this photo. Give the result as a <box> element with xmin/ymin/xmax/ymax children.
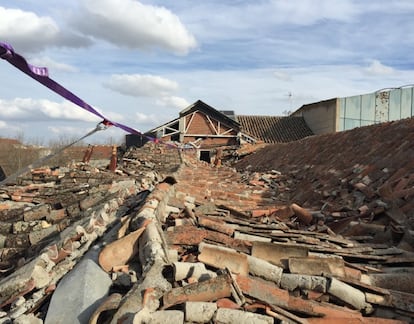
<box><xmin>234</xmin><ymin>117</ymin><xmax>414</xmax><ymax>263</ymax></box>
<box><xmin>0</xmin><ymin>118</ymin><xmax>412</xmax><ymax>323</ymax></box>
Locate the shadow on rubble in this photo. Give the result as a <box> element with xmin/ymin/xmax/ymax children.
<box><xmin>233</xmin><ymin>117</ymin><xmax>414</xmax><ymax>256</ymax></box>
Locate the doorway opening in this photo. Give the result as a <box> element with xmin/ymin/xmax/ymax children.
<box><xmin>199</xmin><ymin>150</ymin><xmax>211</xmax><ymax>163</ymax></box>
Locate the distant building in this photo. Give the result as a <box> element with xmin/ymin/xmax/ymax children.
<box><xmin>146</xmin><ymin>100</ymin><xmax>243</xmax><ymax>148</ymax></box>
<box><xmin>292</xmin><ymin>85</ymin><xmax>414</xmax><ymax>135</ymax></box>
<box><xmin>126</xmin><ymin>100</ymin><xmax>313</xmax><ymax>162</ymax></box>
<box><xmin>127</xmin><ymin>100</ymin><xmax>312</xmax><ymax>147</ymax></box>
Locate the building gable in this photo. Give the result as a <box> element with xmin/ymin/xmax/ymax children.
<box><xmin>184</xmin><ymin>110</ymin><xmax>238</xmax><ymax>137</ymax></box>
<box><xmin>180</xmin><ymin>100</ymin><xmax>240</xmax><ymax>130</ymax></box>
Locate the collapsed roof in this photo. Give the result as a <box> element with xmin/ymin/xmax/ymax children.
<box><xmin>0</xmin><ymin>117</ymin><xmax>412</xmax><ymax>323</ymax></box>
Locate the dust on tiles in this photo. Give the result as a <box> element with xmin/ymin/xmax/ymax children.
<box><xmin>0</xmin><ymin>118</ymin><xmax>413</xmax><ymax>323</ymax></box>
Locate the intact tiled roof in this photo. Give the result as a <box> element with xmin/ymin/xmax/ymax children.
<box><xmin>236</xmin><ymin>115</ymin><xmax>314</xmax><ymax>143</ymax></box>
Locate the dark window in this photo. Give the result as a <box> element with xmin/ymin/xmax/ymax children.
<box><xmin>171</xmin><ymin>133</ymin><xmax>179</xmax><ymax>141</ymax></box>
<box><xmin>200</xmin><ymin>150</ymin><xmax>210</xmax><ymax>163</ymax></box>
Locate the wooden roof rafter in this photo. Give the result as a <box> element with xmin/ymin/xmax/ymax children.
<box><xmin>184</xmin><ymin>112</ymin><xmax>197</xmax><ymax>133</ymax></box>
<box><xmin>205</xmin><ymin>115</ymin><xmax>219</xmax><ymax>134</ymax></box>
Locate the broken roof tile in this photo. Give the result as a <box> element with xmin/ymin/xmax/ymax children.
<box><xmin>0</xmin><ymin>118</ymin><xmax>412</xmax><ymax>323</ymax></box>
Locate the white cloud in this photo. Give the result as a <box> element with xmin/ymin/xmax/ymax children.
<box><xmin>29</xmin><ymin>57</ymin><xmax>77</xmax><ymax>73</ymax></box>
<box><xmin>0</xmin><ymin>98</ymin><xmax>100</xmax><ymax>122</ymax></box>
<box><xmin>104</xmin><ymin>74</ymin><xmax>189</xmax><ymax>111</ymax></box>
<box><xmin>364</xmin><ymin>60</ymin><xmax>395</xmax><ymax>75</ymax></box>
<box><xmin>265</xmin><ymin>0</ymin><xmax>358</xmax><ymax>25</ymax></box>
<box><xmin>73</xmin><ymin>0</ymin><xmax>197</xmax><ymax>54</ymax></box>
<box><xmin>39</xmin><ymin>100</ymin><xmax>101</xmax><ymax>121</ymax></box>
<box><xmin>134</xmin><ymin>112</ymin><xmax>164</xmax><ymax>128</ymax></box>
<box><xmin>0</xmin><ymin>120</ymin><xmax>22</xmax><ymax>137</ymax></box>
<box><xmin>175</xmin><ymin>0</ymin><xmax>358</xmax><ymax>42</ymax></box>
<box><xmin>0</xmin><ymin>7</ymin><xmax>59</xmax><ymax>52</ymax></box>
<box><xmin>104</xmin><ymin>111</ymin><xmax>125</xmax><ymax>123</ymax></box>
<box><xmin>48</xmin><ymin>125</ymin><xmax>84</xmax><ymax>135</ymax></box>
<box><xmin>47</xmin><ymin>123</ymin><xmax>125</xmax><ymax>144</ymax></box>
<box><xmin>273</xmin><ymin>71</ymin><xmax>292</xmax><ymax>82</ymax></box>
<box><xmin>171</xmin><ymin>64</ymin><xmax>414</xmax><ymax>116</ymax></box>
<box><xmin>0</xmin><ymin>6</ymin><xmax>92</xmax><ymax>52</ymax></box>
<box><xmin>156</xmin><ymin>96</ymin><xmax>189</xmax><ymax>109</ymax></box>
<box><xmin>104</xmin><ymin>74</ymin><xmax>179</xmax><ymax>98</ymax></box>
<box><xmin>2</xmin><ymin>0</ymin><xmax>414</xmax><ymax>145</ymax></box>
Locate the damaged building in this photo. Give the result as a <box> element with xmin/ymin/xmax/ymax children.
<box><xmin>126</xmin><ymin>100</ymin><xmax>313</xmax><ymax>164</ymax></box>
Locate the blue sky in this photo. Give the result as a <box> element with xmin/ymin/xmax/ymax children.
<box><xmin>0</xmin><ymin>0</ymin><xmax>414</xmax><ymax>144</ymax></box>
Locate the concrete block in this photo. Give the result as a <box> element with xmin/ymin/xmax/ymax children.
<box><xmin>185</xmin><ymin>302</ymin><xmax>217</xmax><ymax>323</ymax></box>
<box><xmin>214</xmin><ymin>308</ymin><xmax>273</xmax><ymax>324</ymax></box>
<box><xmin>44</xmin><ymin>258</ymin><xmax>112</xmax><ymax>324</ymax></box>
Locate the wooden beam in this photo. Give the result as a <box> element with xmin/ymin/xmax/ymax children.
<box><xmin>185</xmin><ymin>112</ymin><xmax>196</xmax><ymax>133</ymax></box>
<box><xmin>206</xmin><ymin>115</ymin><xmax>218</xmax><ymax>134</ymax></box>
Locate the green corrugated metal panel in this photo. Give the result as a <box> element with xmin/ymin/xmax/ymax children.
<box><xmin>389</xmin><ymin>88</ymin><xmax>401</xmax><ymax>121</ymax></box>
<box><xmin>361</xmin><ymin>94</ymin><xmax>375</xmax><ymax>123</ymax></box>
<box><xmin>401</xmin><ymin>87</ymin><xmax>412</xmax><ymax>119</ymax></box>
<box><xmin>339</xmin><ymin>86</ymin><xmax>414</xmax><ymax>131</ymax></box>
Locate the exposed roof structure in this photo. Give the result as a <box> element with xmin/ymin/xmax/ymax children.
<box><xmin>143</xmin><ymin>101</ymin><xmax>314</xmax><ymax>146</ymax></box>
<box><xmin>180</xmin><ymin>100</ymin><xmax>241</xmax><ymax>129</ymax></box>
<box><xmin>237</xmin><ymin>115</ymin><xmax>314</xmax><ymax>143</ymax></box>
<box><xmin>145</xmin><ymin>117</ymin><xmax>180</xmax><ymax>135</ymax></box>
